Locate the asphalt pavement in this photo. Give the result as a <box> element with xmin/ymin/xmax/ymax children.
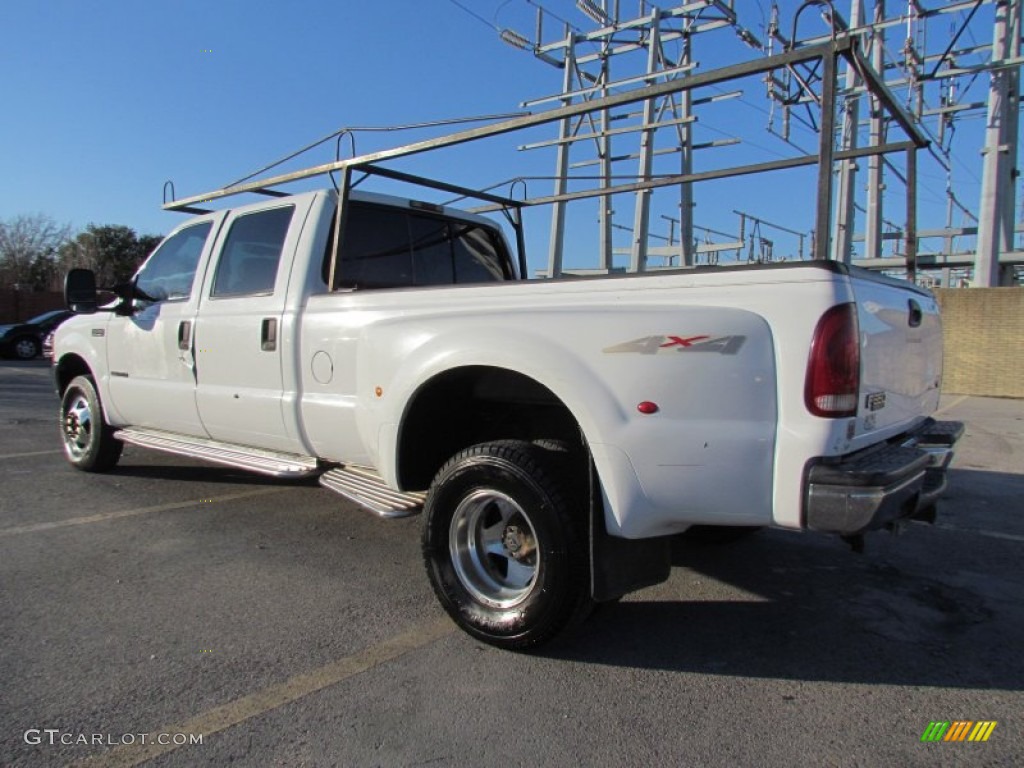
<box><xmin>1</xmin><ymin>358</ymin><xmax>1021</xmax><ymax>767</ymax></box>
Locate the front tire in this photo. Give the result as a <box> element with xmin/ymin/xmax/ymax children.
<box><xmin>422</xmin><ymin>440</ymin><xmax>592</xmax><ymax>650</ymax></box>
<box><xmin>60</xmin><ymin>375</ymin><xmax>123</xmax><ymax>471</ymax></box>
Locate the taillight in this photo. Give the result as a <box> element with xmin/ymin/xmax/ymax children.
<box><xmin>805</xmin><ymin>302</ymin><xmax>860</xmax><ymax>418</ymax></box>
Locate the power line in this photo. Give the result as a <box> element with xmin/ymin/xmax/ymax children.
<box><xmin>523</xmin><ymin>0</ymin><xmax>582</xmax><ymax>33</ymax></box>
<box><xmin>446</xmin><ymin>0</ymin><xmax>500</xmax><ymax>32</ymax></box>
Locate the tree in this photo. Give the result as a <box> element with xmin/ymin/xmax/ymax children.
<box><xmin>0</xmin><ymin>214</ymin><xmax>72</xmax><ymax>290</ymax></box>
<box><xmin>59</xmin><ymin>225</ymin><xmax>162</xmax><ymax>287</ymax></box>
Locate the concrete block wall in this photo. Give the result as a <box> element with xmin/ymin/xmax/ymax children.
<box><xmin>934</xmin><ymin>288</ymin><xmax>1024</xmax><ymax>399</ymax></box>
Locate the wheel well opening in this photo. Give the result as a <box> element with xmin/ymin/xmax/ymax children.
<box><xmin>55</xmin><ymin>355</ymin><xmax>92</xmax><ymax>395</ymax></box>
<box><xmin>397</xmin><ymin>366</ymin><xmax>583</xmax><ymax>491</ymax></box>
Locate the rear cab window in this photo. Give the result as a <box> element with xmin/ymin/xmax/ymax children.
<box><xmin>323</xmin><ymin>201</ymin><xmax>513</xmax><ymax>290</ymax></box>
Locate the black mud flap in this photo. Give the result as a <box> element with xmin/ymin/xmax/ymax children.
<box><xmin>588</xmin><ymin>459</ymin><xmax>671</xmax><ymax>602</ymax></box>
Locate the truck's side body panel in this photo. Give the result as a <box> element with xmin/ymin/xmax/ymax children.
<box><xmin>287</xmin><ymin>200</ymin><xmax>867</xmax><ymax>539</ymax></box>
<box><xmin>55</xmin><ymin>190</ymin><xmax>949</xmax><ymax>541</ymax></box>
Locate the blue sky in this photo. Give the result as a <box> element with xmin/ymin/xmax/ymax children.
<box><xmin>0</xmin><ymin>1</ymin><xmax>1008</xmax><ymax>272</ymax></box>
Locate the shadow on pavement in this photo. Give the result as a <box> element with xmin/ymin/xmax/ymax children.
<box><xmin>547</xmin><ymin>518</ymin><xmax>1022</xmax><ymax>691</ymax></box>
<box><xmin>107</xmin><ymin>462</ymin><xmax>321</xmax><ymax>487</ymax></box>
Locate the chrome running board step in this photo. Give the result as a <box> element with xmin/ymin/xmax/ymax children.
<box><xmin>114</xmin><ymin>428</ymin><xmax>319</xmax><ymax>478</ymax></box>
<box><xmin>320</xmin><ymin>466</ymin><xmax>425</xmax><ymax>518</ymax></box>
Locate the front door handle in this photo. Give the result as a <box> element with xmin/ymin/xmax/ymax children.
<box><xmin>178</xmin><ymin>320</ymin><xmax>192</xmax><ymax>351</ymax></box>
<box><xmin>261</xmin><ymin>318</ymin><xmax>277</xmax><ymax>351</ymax></box>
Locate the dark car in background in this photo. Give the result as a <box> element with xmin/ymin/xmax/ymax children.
<box><xmin>0</xmin><ymin>310</ymin><xmax>74</xmax><ymax>360</ymax></box>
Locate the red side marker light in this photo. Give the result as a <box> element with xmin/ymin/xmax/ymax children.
<box><xmin>637</xmin><ymin>401</ymin><xmax>659</xmax><ymax>415</ymax></box>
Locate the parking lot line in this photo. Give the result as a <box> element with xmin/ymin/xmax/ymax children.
<box><xmin>935</xmin><ymin>523</ymin><xmax>1024</xmax><ymax>543</ymax></box>
<box><xmin>0</xmin><ymin>488</ymin><xmax>292</xmax><ymax>538</ymax></box>
<box><xmin>0</xmin><ymin>449</ymin><xmax>62</xmax><ymax>460</ymax></box>
<box><xmin>74</xmin><ymin>615</ymin><xmax>455</xmax><ymax>768</ymax></box>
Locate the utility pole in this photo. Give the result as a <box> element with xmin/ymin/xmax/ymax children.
<box><xmin>547</xmin><ymin>31</ymin><xmax>575</xmax><ymax>278</ymax></box>
<box><xmin>507</xmin><ymin>1</ymin><xmax>749</xmax><ymax>276</ymax></box>
<box><xmin>831</xmin><ymin>0</ymin><xmax>864</xmax><ymax>263</ymax></box>
<box><xmin>677</xmin><ymin>33</ymin><xmax>695</xmax><ymax>267</ymax></box>
<box><xmin>629</xmin><ymin>7</ymin><xmax>662</xmax><ymax>273</ymax></box>
<box><xmin>864</xmin><ymin>0</ymin><xmax>886</xmax><ymax>262</ymax></box>
<box><xmin>975</xmin><ymin>0</ymin><xmax>1021</xmax><ymax>286</ymax></box>
<box><xmin>597</xmin><ymin>0</ymin><xmax>616</xmax><ymax>270</ymax></box>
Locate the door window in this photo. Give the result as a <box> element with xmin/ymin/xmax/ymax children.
<box><xmin>135</xmin><ymin>221</ymin><xmax>213</xmax><ymax>302</ymax></box>
<box><xmin>211</xmin><ymin>206</ymin><xmax>294</xmax><ymax>298</ymax></box>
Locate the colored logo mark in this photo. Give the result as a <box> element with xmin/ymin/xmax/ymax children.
<box><xmin>921</xmin><ymin>721</ymin><xmax>997</xmax><ymax>742</ymax></box>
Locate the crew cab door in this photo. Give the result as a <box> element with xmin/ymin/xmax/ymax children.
<box><xmin>105</xmin><ymin>216</ymin><xmax>223</xmax><ymax>435</ymax></box>
<box><xmin>193</xmin><ymin>202</ymin><xmax>307</xmax><ymax>453</ymax></box>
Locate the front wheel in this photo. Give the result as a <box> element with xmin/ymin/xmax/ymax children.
<box><xmin>422</xmin><ymin>440</ymin><xmax>592</xmax><ymax>650</ymax></box>
<box><xmin>60</xmin><ymin>375</ymin><xmax>123</xmax><ymax>471</ymax></box>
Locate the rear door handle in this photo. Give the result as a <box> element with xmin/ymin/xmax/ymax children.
<box><xmin>261</xmin><ymin>318</ymin><xmax>277</xmax><ymax>351</ymax></box>
<box><xmin>178</xmin><ymin>320</ymin><xmax>192</xmax><ymax>350</ymax></box>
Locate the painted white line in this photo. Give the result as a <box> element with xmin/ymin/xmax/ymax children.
<box><xmin>934</xmin><ymin>395</ymin><xmax>969</xmax><ymax>416</ymax></box>
<box><xmin>935</xmin><ymin>522</ymin><xmax>1024</xmax><ymax>543</ymax></box>
<box><xmin>0</xmin><ymin>449</ymin><xmax>62</xmax><ymax>460</ymax></box>
<box><xmin>74</xmin><ymin>616</ymin><xmax>455</xmax><ymax>768</ymax></box>
<box><xmin>0</xmin><ymin>487</ymin><xmax>291</xmax><ymax>538</ymax></box>
<box><xmin>1</xmin><ymin>367</ymin><xmax>49</xmax><ymax>375</ymax></box>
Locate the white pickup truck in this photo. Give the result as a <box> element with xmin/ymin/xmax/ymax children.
<box><xmin>53</xmin><ymin>183</ymin><xmax>961</xmax><ymax>649</ymax></box>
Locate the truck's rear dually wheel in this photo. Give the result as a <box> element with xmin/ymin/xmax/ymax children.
<box><xmin>422</xmin><ymin>440</ymin><xmax>591</xmax><ymax>650</ymax></box>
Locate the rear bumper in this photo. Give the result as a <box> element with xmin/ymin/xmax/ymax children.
<box><xmin>804</xmin><ymin>419</ymin><xmax>964</xmax><ymax>535</ymax></box>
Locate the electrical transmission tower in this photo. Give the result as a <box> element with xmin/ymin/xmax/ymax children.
<box><xmin>776</xmin><ymin>0</ymin><xmax>1022</xmax><ymax>286</ymax></box>
<box><xmin>492</xmin><ymin>0</ymin><xmax>1022</xmax><ymax>286</ymax></box>
<box><xmin>500</xmin><ymin>0</ymin><xmax>764</xmax><ymax>275</ymax></box>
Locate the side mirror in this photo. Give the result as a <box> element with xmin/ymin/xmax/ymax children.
<box><xmin>65</xmin><ymin>269</ymin><xmax>98</xmax><ymax>314</ymax></box>
<box><xmin>109</xmin><ymin>280</ymin><xmax>139</xmax><ymax>315</ymax></box>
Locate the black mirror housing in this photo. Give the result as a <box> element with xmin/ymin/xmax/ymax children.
<box><xmin>65</xmin><ymin>269</ymin><xmax>99</xmax><ymax>314</ymax></box>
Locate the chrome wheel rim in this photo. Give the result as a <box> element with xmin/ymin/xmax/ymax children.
<box><xmin>62</xmin><ymin>391</ymin><xmax>93</xmax><ymax>459</ymax></box>
<box><xmin>449</xmin><ymin>489</ymin><xmax>540</xmax><ymax>609</ymax></box>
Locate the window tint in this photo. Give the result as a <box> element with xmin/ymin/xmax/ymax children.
<box><xmin>212</xmin><ymin>206</ymin><xmax>294</xmax><ymax>298</ymax></box>
<box><xmin>334</xmin><ymin>201</ymin><xmax>510</xmax><ymax>289</ymax></box>
<box><xmin>337</xmin><ymin>204</ymin><xmax>412</xmax><ymax>289</ymax></box>
<box><xmin>135</xmin><ymin>222</ymin><xmax>212</xmax><ymax>302</ymax></box>
<box><xmin>408</xmin><ymin>214</ymin><xmax>454</xmax><ymax>286</ymax></box>
<box><xmin>451</xmin><ymin>223</ymin><xmax>510</xmax><ymax>282</ymax></box>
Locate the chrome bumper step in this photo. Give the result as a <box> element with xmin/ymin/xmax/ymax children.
<box><xmin>113</xmin><ymin>428</ymin><xmax>319</xmax><ymax>478</ymax></box>
<box><xmin>319</xmin><ymin>466</ymin><xmax>425</xmax><ymax>518</ymax></box>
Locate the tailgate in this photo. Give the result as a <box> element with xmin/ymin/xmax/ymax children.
<box><xmin>849</xmin><ymin>270</ymin><xmax>943</xmax><ymax>438</ymax></box>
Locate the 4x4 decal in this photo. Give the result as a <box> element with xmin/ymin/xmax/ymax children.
<box><xmin>603</xmin><ymin>335</ymin><xmax>746</xmax><ymax>355</ymax></box>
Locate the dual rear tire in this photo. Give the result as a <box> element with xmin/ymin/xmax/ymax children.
<box><xmin>422</xmin><ymin>440</ymin><xmax>592</xmax><ymax>650</ymax></box>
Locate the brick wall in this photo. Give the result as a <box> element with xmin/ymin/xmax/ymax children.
<box><xmin>0</xmin><ymin>291</ymin><xmax>66</xmax><ymax>324</ymax></box>
<box><xmin>934</xmin><ymin>288</ymin><xmax>1024</xmax><ymax>399</ymax></box>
